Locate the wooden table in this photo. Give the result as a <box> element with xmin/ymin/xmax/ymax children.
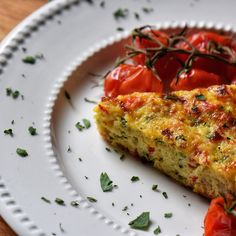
<box><xmin>0</xmin><ymin>1</ymin><xmax>47</xmax><ymax>234</ymax></box>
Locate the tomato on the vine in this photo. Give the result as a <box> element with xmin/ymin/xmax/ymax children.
<box><xmin>104</xmin><ymin>64</ymin><xmax>163</xmax><ymax>98</ymax></box>
<box><xmin>178</xmin><ymin>31</ymin><xmax>233</xmax><ymax>83</ymax></box>
<box><xmin>131</xmin><ymin>29</ymin><xmax>182</xmax><ymax>88</ymax></box>
<box><xmin>170</xmin><ymin>69</ymin><xmax>223</xmax><ymax>91</ymax></box>
<box><xmin>204</xmin><ymin>196</ymin><xmax>236</xmax><ymax>236</ymax></box>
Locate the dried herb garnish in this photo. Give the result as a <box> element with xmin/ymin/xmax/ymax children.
<box><xmin>82</xmin><ymin>119</ymin><xmax>91</xmax><ymax>129</ymax></box>
<box><xmin>152</xmin><ymin>184</ymin><xmax>158</xmax><ymax>191</ymax></box>
<box><xmin>134</xmin><ymin>12</ymin><xmax>140</xmax><ymax>20</ymax></box>
<box><xmin>154</xmin><ymin>226</ymin><xmax>161</xmax><ymax>235</ymax></box>
<box><xmin>131</xmin><ymin>176</ymin><xmax>140</xmax><ymax>182</ymax></box>
<box><xmin>75</xmin><ymin>122</ymin><xmax>84</xmax><ymax>131</ymax></box>
<box><xmin>22</xmin><ymin>56</ymin><xmax>36</xmax><ymax>64</ymax></box>
<box><xmin>75</xmin><ymin>119</ymin><xmax>91</xmax><ymax>131</ymax></box>
<box><xmin>4</xmin><ymin>129</ymin><xmax>13</xmax><ymax>136</ymax></box>
<box><xmin>164</xmin><ymin>212</ymin><xmax>173</xmax><ymax>218</ymax></box>
<box><xmin>28</xmin><ymin>126</ymin><xmax>37</xmax><ymax>135</ymax></box>
<box><xmin>84</xmin><ymin>97</ymin><xmax>98</xmax><ymax>104</ymax></box>
<box><xmin>142</xmin><ymin>7</ymin><xmax>154</xmax><ymax>13</ymax></box>
<box><xmin>129</xmin><ymin>212</ymin><xmax>150</xmax><ymax>230</ymax></box>
<box><xmin>16</xmin><ymin>148</ymin><xmax>28</xmax><ymax>157</ymax></box>
<box><xmin>55</xmin><ymin>198</ymin><xmax>65</xmax><ymax>206</ymax></box>
<box><xmin>41</xmin><ymin>197</ymin><xmax>51</xmax><ymax>204</ymax></box>
<box><xmin>100</xmin><ymin>172</ymin><xmax>113</xmax><ymax>192</ymax></box>
<box><xmin>113</xmin><ymin>8</ymin><xmax>129</xmax><ymax>19</ymax></box>
<box><xmin>71</xmin><ymin>200</ymin><xmax>79</xmax><ymax>207</ymax></box>
<box><xmin>117</xmin><ymin>27</ymin><xmax>124</xmax><ymax>32</ymax></box>
<box><xmin>162</xmin><ymin>192</ymin><xmax>168</xmax><ymax>199</ymax></box>
<box><xmin>87</xmin><ymin>196</ymin><xmax>97</xmax><ymax>202</ymax></box>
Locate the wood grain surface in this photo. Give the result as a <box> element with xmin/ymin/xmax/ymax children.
<box><xmin>0</xmin><ymin>0</ymin><xmax>47</xmax><ymax>234</ymax></box>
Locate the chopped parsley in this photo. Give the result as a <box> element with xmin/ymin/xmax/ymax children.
<box><xmin>75</xmin><ymin>122</ymin><xmax>84</xmax><ymax>131</ymax></box>
<box><xmin>82</xmin><ymin>119</ymin><xmax>91</xmax><ymax>129</ymax></box>
<box><xmin>4</xmin><ymin>129</ymin><xmax>13</xmax><ymax>136</ymax></box>
<box><xmin>154</xmin><ymin>226</ymin><xmax>161</xmax><ymax>235</ymax></box>
<box><xmin>142</xmin><ymin>7</ymin><xmax>154</xmax><ymax>13</ymax></box>
<box><xmin>105</xmin><ymin>147</ymin><xmax>111</xmax><ymax>152</ymax></box>
<box><xmin>22</xmin><ymin>56</ymin><xmax>36</xmax><ymax>64</ymax></box>
<box><xmin>117</xmin><ymin>27</ymin><xmax>124</xmax><ymax>31</ymax></box>
<box><xmin>152</xmin><ymin>184</ymin><xmax>158</xmax><ymax>191</ymax></box>
<box><xmin>6</xmin><ymin>88</ymin><xmax>20</xmax><ymax>99</ymax></box>
<box><xmin>84</xmin><ymin>97</ymin><xmax>97</xmax><ymax>104</ymax></box>
<box><xmin>6</xmin><ymin>88</ymin><xmax>12</xmax><ymax>96</ymax></box>
<box><xmin>100</xmin><ymin>172</ymin><xmax>113</xmax><ymax>192</ymax></box>
<box><xmin>12</xmin><ymin>90</ymin><xmax>20</xmax><ymax>99</ymax></box>
<box><xmin>75</xmin><ymin>119</ymin><xmax>91</xmax><ymax>131</ymax></box>
<box><xmin>195</xmin><ymin>94</ymin><xmax>206</xmax><ymax>101</ymax></box>
<box><xmin>162</xmin><ymin>192</ymin><xmax>168</xmax><ymax>199</ymax></box>
<box><xmin>131</xmin><ymin>176</ymin><xmax>140</xmax><ymax>182</ymax></box>
<box><xmin>134</xmin><ymin>12</ymin><xmax>140</xmax><ymax>20</ymax></box>
<box><xmin>28</xmin><ymin>126</ymin><xmax>37</xmax><ymax>135</ymax></box>
<box><xmin>16</xmin><ymin>148</ymin><xmax>28</xmax><ymax>157</ymax></box>
<box><xmin>41</xmin><ymin>197</ymin><xmax>51</xmax><ymax>204</ymax></box>
<box><xmin>55</xmin><ymin>198</ymin><xmax>65</xmax><ymax>206</ymax></box>
<box><xmin>71</xmin><ymin>200</ymin><xmax>79</xmax><ymax>207</ymax></box>
<box><xmin>122</xmin><ymin>206</ymin><xmax>128</xmax><ymax>211</ymax></box>
<box><xmin>129</xmin><ymin>212</ymin><xmax>150</xmax><ymax>230</ymax></box>
<box><xmin>164</xmin><ymin>212</ymin><xmax>173</xmax><ymax>218</ymax></box>
<box><xmin>87</xmin><ymin>196</ymin><xmax>97</xmax><ymax>202</ymax></box>
<box><xmin>113</xmin><ymin>8</ymin><xmax>129</xmax><ymax>19</ymax></box>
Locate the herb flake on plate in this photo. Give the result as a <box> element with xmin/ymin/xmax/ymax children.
<box><xmin>4</xmin><ymin>128</ymin><xmax>13</xmax><ymax>136</ymax></box>
<box><xmin>16</xmin><ymin>148</ymin><xmax>28</xmax><ymax>157</ymax></box>
<box><xmin>131</xmin><ymin>176</ymin><xmax>140</xmax><ymax>182</ymax></box>
<box><xmin>87</xmin><ymin>196</ymin><xmax>97</xmax><ymax>203</ymax></box>
<box><xmin>100</xmin><ymin>172</ymin><xmax>113</xmax><ymax>192</ymax></box>
<box><xmin>164</xmin><ymin>212</ymin><xmax>173</xmax><ymax>218</ymax></box>
<box><xmin>129</xmin><ymin>212</ymin><xmax>150</xmax><ymax>230</ymax></box>
<box><xmin>113</xmin><ymin>8</ymin><xmax>129</xmax><ymax>19</ymax></box>
<box><xmin>41</xmin><ymin>197</ymin><xmax>51</xmax><ymax>204</ymax></box>
<box><xmin>28</xmin><ymin>126</ymin><xmax>37</xmax><ymax>135</ymax></box>
<box><xmin>55</xmin><ymin>198</ymin><xmax>65</xmax><ymax>206</ymax></box>
<box><xmin>22</xmin><ymin>56</ymin><xmax>36</xmax><ymax>64</ymax></box>
<box><xmin>154</xmin><ymin>225</ymin><xmax>161</xmax><ymax>235</ymax></box>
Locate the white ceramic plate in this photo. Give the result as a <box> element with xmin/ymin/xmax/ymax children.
<box><xmin>1</xmin><ymin>0</ymin><xmax>236</xmax><ymax>235</ymax></box>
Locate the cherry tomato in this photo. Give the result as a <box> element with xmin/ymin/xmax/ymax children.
<box><xmin>104</xmin><ymin>64</ymin><xmax>163</xmax><ymax>98</ymax></box>
<box><xmin>170</xmin><ymin>69</ymin><xmax>223</xmax><ymax>91</ymax></box>
<box><xmin>132</xmin><ymin>29</ymin><xmax>182</xmax><ymax>88</ymax></box>
<box><xmin>204</xmin><ymin>196</ymin><xmax>236</xmax><ymax>236</ymax></box>
<box><xmin>178</xmin><ymin>31</ymin><xmax>232</xmax><ymax>83</ymax></box>
<box><xmin>132</xmin><ymin>29</ymin><xmax>169</xmax><ymax>66</ymax></box>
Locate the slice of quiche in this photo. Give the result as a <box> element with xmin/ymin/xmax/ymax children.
<box><xmin>94</xmin><ymin>85</ymin><xmax>236</xmax><ymax>199</ymax></box>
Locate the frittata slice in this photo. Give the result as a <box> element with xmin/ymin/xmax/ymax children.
<box><xmin>94</xmin><ymin>85</ymin><xmax>236</xmax><ymax>199</ymax></box>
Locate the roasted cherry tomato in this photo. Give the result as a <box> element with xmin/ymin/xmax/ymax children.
<box><xmin>131</xmin><ymin>29</ymin><xmax>182</xmax><ymax>88</ymax></box>
<box><xmin>204</xmin><ymin>196</ymin><xmax>236</xmax><ymax>236</ymax></box>
<box><xmin>104</xmin><ymin>64</ymin><xmax>163</xmax><ymax>97</ymax></box>
<box><xmin>170</xmin><ymin>69</ymin><xmax>223</xmax><ymax>91</ymax></box>
<box><xmin>178</xmin><ymin>31</ymin><xmax>232</xmax><ymax>83</ymax></box>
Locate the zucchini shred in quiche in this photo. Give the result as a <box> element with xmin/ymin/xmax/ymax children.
<box><xmin>94</xmin><ymin>85</ymin><xmax>236</xmax><ymax>199</ymax></box>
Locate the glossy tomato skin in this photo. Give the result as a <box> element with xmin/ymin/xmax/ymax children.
<box><xmin>104</xmin><ymin>64</ymin><xmax>163</xmax><ymax>98</ymax></box>
<box><xmin>170</xmin><ymin>69</ymin><xmax>223</xmax><ymax>91</ymax></box>
<box><xmin>178</xmin><ymin>31</ymin><xmax>232</xmax><ymax>83</ymax></box>
<box><xmin>132</xmin><ymin>29</ymin><xmax>182</xmax><ymax>89</ymax></box>
<box><xmin>204</xmin><ymin>197</ymin><xmax>236</xmax><ymax>236</ymax></box>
